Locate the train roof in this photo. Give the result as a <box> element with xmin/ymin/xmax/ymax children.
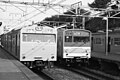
<box><xmin>92</xmin><ymin>30</ymin><xmax>120</xmax><ymax>35</ymax></box>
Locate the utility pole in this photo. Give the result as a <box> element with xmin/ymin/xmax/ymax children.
<box><xmin>72</xmin><ymin>17</ymin><xmax>76</xmax><ymax>29</ymax></box>
<box><xmin>106</xmin><ymin>16</ymin><xmax>109</xmax><ymax>55</ymax></box>
<box><xmin>82</xmin><ymin>17</ymin><xmax>85</xmax><ymax>29</ymax></box>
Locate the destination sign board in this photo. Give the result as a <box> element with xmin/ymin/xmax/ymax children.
<box><xmin>65</xmin><ymin>30</ymin><xmax>90</xmax><ymax>36</ymax></box>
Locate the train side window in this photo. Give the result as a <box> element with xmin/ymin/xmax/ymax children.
<box><xmin>111</xmin><ymin>38</ymin><xmax>113</xmax><ymax>45</ymax></box>
<box><xmin>114</xmin><ymin>38</ymin><xmax>120</xmax><ymax>46</ymax></box>
<box><xmin>93</xmin><ymin>38</ymin><xmax>95</xmax><ymax>44</ymax></box>
<box><xmin>95</xmin><ymin>38</ymin><xmax>102</xmax><ymax>44</ymax></box>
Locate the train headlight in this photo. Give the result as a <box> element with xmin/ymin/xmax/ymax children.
<box><xmin>65</xmin><ymin>49</ymin><xmax>68</xmax><ymax>53</ymax></box>
<box><xmin>22</xmin><ymin>56</ymin><xmax>26</xmax><ymax>59</ymax></box>
<box><xmin>85</xmin><ymin>50</ymin><xmax>90</xmax><ymax>57</ymax></box>
<box><xmin>86</xmin><ymin>49</ymin><xmax>90</xmax><ymax>53</ymax></box>
<box><xmin>51</xmin><ymin>56</ymin><xmax>54</xmax><ymax>59</ymax></box>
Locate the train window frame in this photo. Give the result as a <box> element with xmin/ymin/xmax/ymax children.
<box><xmin>114</xmin><ymin>38</ymin><xmax>120</xmax><ymax>46</ymax></box>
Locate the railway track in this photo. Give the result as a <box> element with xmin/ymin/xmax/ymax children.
<box><xmin>41</xmin><ymin>67</ymin><xmax>91</xmax><ymax>80</ymax></box>
<box><xmin>32</xmin><ymin>68</ymin><xmax>53</xmax><ymax>80</ymax></box>
<box><xmin>55</xmin><ymin>62</ymin><xmax>120</xmax><ymax>80</ymax></box>
<box><xmin>25</xmin><ymin>62</ymin><xmax>120</xmax><ymax>80</ymax></box>
<box><xmin>68</xmin><ymin>67</ymin><xmax>120</xmax><ymax>80</ymax></box>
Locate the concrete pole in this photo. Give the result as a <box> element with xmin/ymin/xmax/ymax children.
<box><xmin>106</xmin><ymin>16</ymin><xmax>108</xmax><ymax>55</ymax></box>
<box><xmin>82</xmin><ymin>17</ymin><xmax>85</xmax><ymax>29</ymax></box>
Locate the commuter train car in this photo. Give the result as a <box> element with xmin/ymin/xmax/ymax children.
<box><xmin>57</xmin><ymin>28</ymin><xmax>91</xmax><ymax>64</ymax></box>
<box><xmin>1</xmin><ymin>24</ymin><xmax>57</xmax><ymax>68</ymax></box>
<box><xmin>92</xmin><ymin>30</ymin><xmax>120</xmax><ymax>55</ymax></box>
<box><xmin>92</xmin><ymin>30</ymin><xmax>120</xmax><ymax>69</ymax></box>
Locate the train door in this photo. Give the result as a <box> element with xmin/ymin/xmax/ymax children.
<box><xmin>91</xmin><ymin>37</ymin><xmax>93</xmax><ymax>51</ymax></box>
<box><xmin>10</xmin><ymin>35</ymin><xmax>12</xmax><ymax>52</ymax></box>
<box><xmin>15</xmin><ymin>34</ymin><xmax>17</xmax><ymax>56</ymax></box>
<box><xmin>16</xmin><ymin>33</ymin><xmax>20</xmax><ymax>58</ymax></box>
<box><xmin>108</xmin><ymin>37</ymin><xmax>111</xmax><ymax>52</ymax></box>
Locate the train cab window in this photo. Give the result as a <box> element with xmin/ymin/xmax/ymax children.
<box><xmin>23</xmin><ymin>33</ymin><xmax>56</xmax><ymax>43</ymax></box>
<box><xmin>74</xmin><ymin>36</ymin><xmax>90</xmax><ymax>43</ymax></box>
<box><xmin>65</xmin><ymin>36</ymin><xmax>72</xmax><ymax>42</ymax></box>
<box><xmin>114</xmin><ymin>38</ymin><xmax>120</xmax><ymax>45</ymax></box>
<box><xmin>43</xmin><ymin>35</ymin><xmax>56</xmax><ymax>42</ymax></box>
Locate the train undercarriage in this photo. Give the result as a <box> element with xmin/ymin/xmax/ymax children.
<box><xmin>57</xmin><ymin>57</ymin><xmax>89</xmax><ymax>66</ymax></box>
<box><xmin>22</xmin><ymin>61</ymin><xmax>54</xmax><ymax>69</ymax></box>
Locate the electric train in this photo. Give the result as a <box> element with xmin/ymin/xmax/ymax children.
<box><xmin>1</xmin><ymin>24</ymin><xmax>57</xmax><ymax>68</ymax></box>
<box><xmin>57</xmin><ymin>28</ymin><xmax>91</xmax><ymax>64</ymax></box>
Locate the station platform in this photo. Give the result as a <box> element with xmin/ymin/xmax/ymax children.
<box><xmin>0</xmin><ymin>47</ymin><xmax>43</xmax><ymax>80</ymax></box>
<box><xmin>92</xmin><ymin>51</ymin><xmax>120</xmax><ymax>62</ymax></box>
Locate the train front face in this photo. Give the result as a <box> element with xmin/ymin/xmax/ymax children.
<box><xmin>20</xmin><ymin>26</ymin><xmax>57</xmax><ymax>62</ymax></box>
<box><xmin>63</xmin><ymin>29</ymin><xmax>91</xmax><ymax>59</ymax></box>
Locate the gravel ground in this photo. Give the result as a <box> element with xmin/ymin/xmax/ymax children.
<box><xmin>42</xmin><ymin>67</ymin><xmax>91</xmax><ymax>80</ymax></box>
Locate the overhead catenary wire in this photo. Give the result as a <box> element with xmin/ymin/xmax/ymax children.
<box><xmin>8</xmin><ymin>0</ymin><xmax>68</xmax><ymax>30</ymax></box>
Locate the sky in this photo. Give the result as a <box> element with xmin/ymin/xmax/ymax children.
<box><xmin>62</xmin><ymin>0</ymin><xmax>94</xmax><ymax>6</ymax></box>
<box><xmin>81</xmin><ymin>0</ymin><xmax>94</xmax><ymax>6</ymax></box>
<box><xmin>0</xmin><ymin>0</ymin><xmax>95</xmax><ymax>34</ymax></box>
